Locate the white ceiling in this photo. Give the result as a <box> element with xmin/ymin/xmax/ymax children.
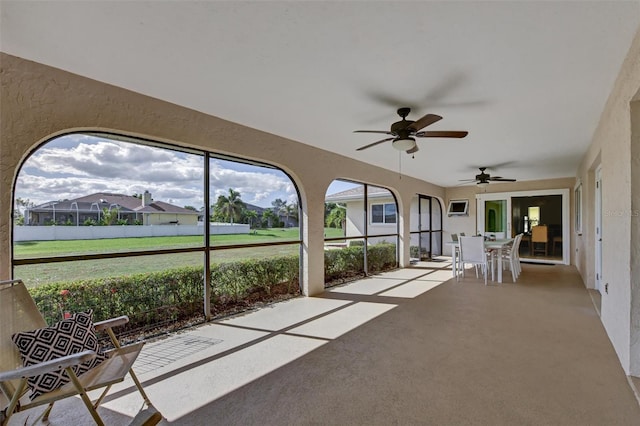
<box><xmin>2</xmin><ymin>1</ymin><xmax>639</xmax><ymax>187</ymax></box>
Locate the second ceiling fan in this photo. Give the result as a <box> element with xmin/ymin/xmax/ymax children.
<box><xmin>460</xmin><ymin>167</ymin><xmax>517</xmax><ymax>187</ymax></box>
<box><xmin>354</xmin><ymin>107</ymin><xmax>468</xmax><ymax>154</ymax></box>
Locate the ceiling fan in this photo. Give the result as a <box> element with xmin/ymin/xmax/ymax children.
<box><xmin>354</xmin><ymin>107</ymin><xmax>468</xmax><ymax>154</ymax></box>
<box><xmin>460</xmin><ymin>167</ymin><xmax>517</xmax><ymax>187</ymax></box>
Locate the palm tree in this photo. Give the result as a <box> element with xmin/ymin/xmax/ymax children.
<box><xmin>245</xmin><ymin>209</ymin><xmax>258</xmax><ymax>228</ymax></box>
<box><xmin>215</xmin><ymin>188</ymin><xmax>245</xmax><ymax>224</ymax></box>
<box><xmin>285</xmin><ymin>202</ymin><xmax>298</xmax><ymax>227</ymax></box>
<box><xmin>262</xmin><ymin>209</ymin><xmax>277</xmax><ymax>228</ymax></box>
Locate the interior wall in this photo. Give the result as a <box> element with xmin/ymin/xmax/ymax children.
<box><xmin>0</xmin><ymin>53</ymin><xmax>445</xmax><ymax>296</ymax></box>
<box><xmin>575</xmin><ymin>25</ymin><xmax>640</xmax><ymax>376</ymax></box>
<box><xmin>444</xmin><ymin>178</ymin><xmax>574</xmax><ymax>256</ymax></box>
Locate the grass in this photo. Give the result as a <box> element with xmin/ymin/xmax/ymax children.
<box><xmin>14</xmin><ymin>227</ymin><xmax>346</xmax><ymax>287</ymax></box>
<box><xmin>14</xmin><ymin>228</ymin><xmax>312</xmax><ymax>258</ymax></box>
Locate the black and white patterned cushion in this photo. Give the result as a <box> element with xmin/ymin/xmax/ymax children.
<box><xmin>11</xmin><ymin>311</ymin><xmax>106</xmax><ymax>400</ymax></box>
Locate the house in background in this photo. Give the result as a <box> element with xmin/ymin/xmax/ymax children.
<box><xmin>325</xmin><ymin>185</ymin><xmax>442</xmax><ymax>259</ymax></box>
<box><xmin>25</xmin><ymin>190</ymin><xmax>199</xmax><ymax>226</ymax></box>
<box><xmin>325</xmin><ymin>186</ymin><xmax>398</xmax><ymax>242</ymax></box>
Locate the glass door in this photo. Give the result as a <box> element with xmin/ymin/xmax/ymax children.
<box><xmin>477</xmin><ymin>189</ymin><xmax>570</xmax><ymax>265</ymax></box>
<box><xmin>477</xmin><ymin>196</ymin><xmax>511</xmax><ymax>240</ymax></box>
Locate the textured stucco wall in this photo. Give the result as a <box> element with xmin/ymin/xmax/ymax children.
<box><xmin>630</xmin><ymin>100</ymin><xmax>640</xmax><ymax>377</ymax></box>
<box><xmin>576</xmin><ymin>26</ymin><xmax>640</xmax><ymax>376</ymax></box>
<box><xmin>0</xmin><ymin>53</ymin><xmax>445</xmax><ymax>296</ymax></box>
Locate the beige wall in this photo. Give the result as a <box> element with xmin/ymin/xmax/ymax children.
<box><xmin>3</xmin><ymin>39</ymin><xmax>639</xmax><ymax>377</ymax></box>
<box><xmin>443</xmin><ymin>178</ymin><xmax>575</xmax><ymax>256</ymax></box>
<box><xmin>345</xmin><ymin>200</ymin><xmax>365</xmax><ymax>237</ymax></box>
<box><xmin>0</xmin><ymin>53</ymin><xmax>444</xmax><ymax>297</ymax></box>
<box><xmin>575</xmin><ymin>26</ymin><xmax>640</xmax><ymax>376</ymax></box>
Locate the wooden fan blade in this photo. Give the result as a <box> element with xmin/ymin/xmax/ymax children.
<box><xmin>489</xmin><ymin>177</ymin><xmax>516</xmax><ymax>182</ymax></box>
<box><xmin>354</xmin><ymin>130</ymin><xmax>394</xmax><ymax>135</ymax></box>
<box><xmin>458</xmin><ymin>179</ymin><xmax>477</xmax><ymax>182</ymax></box>
<box><xmin>406</xmin><ymin>145</ymin><xmax>419</xmax><ymax>154</ymax></box>
<box><xmin>416</xmin><ymin>130</ymin><xmax>468</xmax><ymax>138</ymax></box>
<box><xmin>356</xmin><ymin>137</ymin><xmax>395</xmax><ymax>151</ymax></box>
<box><xmin>407</xmin><ymin>114</ymin><xmax>442</xmax><ymax>131</ymax></box>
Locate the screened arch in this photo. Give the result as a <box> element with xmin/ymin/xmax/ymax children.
<box><xmin>12</xmin><ymin>132</ymin><xmax>302</xmax><ymax>335</ymax></box>
<box><xmin>323</xmin><ymin>179</ymin><xmax>399</xmax><ymax>285</ymax></box>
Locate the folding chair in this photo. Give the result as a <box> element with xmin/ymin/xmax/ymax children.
<box><xmin>0</xmin><ymin>279</ymin><xmax>161</xmax><ymax>426</ymax></box>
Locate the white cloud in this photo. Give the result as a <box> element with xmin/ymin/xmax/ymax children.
<box><xmin>15</xmin><ymin>135</ymin><xmax>298</xmax><ymax>209</ymax></box>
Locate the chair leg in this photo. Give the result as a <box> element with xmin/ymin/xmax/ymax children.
<box><xmin>42</xmin><ymin>402</ymin><xmax>55</xmax><ymax>421</ymax></box>
<box><xmin>128</xmin><ymin>368</ymin><xmax>152</xmax><ymax>406</ymax></box>
<box><xmin>483</xmin><ymin>264</ymin><xmax>488</xmax><ymax>285</ymax></box>
<box><xmin>66</xmin><ymin>367</ymin><xmax>105</xmax><ymax>426</ymax></box>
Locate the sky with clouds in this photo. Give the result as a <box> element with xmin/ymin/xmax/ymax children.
<box><xmin>15</xmin><ymin>134</ymin><xmax>307</xmax><ymax>209</ymax></box>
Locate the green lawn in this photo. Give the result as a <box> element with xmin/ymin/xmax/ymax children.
<box><xmin>14</xmin><ymin>227</ymin><xmax>337</xmax><ymax>258</ymax></box>
<box><xmin>14</xmin><ymin>227</ymin><xmax>345</xmax><ymax>287</ymax></box>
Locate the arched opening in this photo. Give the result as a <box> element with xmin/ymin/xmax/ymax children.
<box><xmin>409</xmin><ymin>194</ymin><xmax>444</xmax><ymax>262</ymax></box>
<box><xmin>12</xmin><ymin>132</ymin><xmax>302</xmax><ymax>338</ymax></box>
<box><xmin>323</xmin><ymin>179</ymin><xmax>399</xmax><ymax>286</ymax></box>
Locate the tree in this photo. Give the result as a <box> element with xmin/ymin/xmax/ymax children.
<box><xmin>14</xmin><ymin>197</ymin><xmax>34</xmax><ymax>225</ymax></box>
<box><xmin>245</xmin><ymin>209</ymin><xmax>259</xmax><ymax>228</ymax></box>
<box><xmin>326</xmin><ymin>204</ymin><xmax>346</xmax><ymax>229</ymax></box>
<box><xmin>272</xmin><ymin>198</ymin><xmax>293</xmax><ymax>227</ymax></box>
<box><xmin>183</xmin><ymin>205</ymin><xmax>198</xmax><ymax>211</ymax></box>
<box><xmin>214</xmin><ymin>188</ymin><xmax>245</xmax><ymax>224</ymax></box>
<box><xmin>100</xmin><ymin>207</ymin><xmax>118</xmax><ymax>225</ymax></box>
<box><xmin>261</xmin><ymin>209</ymin><xmax>277</xmax><ymax>228</ymax></box>
<box><xmin>285</xmin><ymin>202</ymin><xmax>299</xmax><ymax>227</ymax></box>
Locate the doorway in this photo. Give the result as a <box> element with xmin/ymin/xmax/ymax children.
<box><xmin>595</xmin><ymin>166</ymin><xmax>603</xmax><ymax>292</ymax></box>
<box><xmin>477</xmin><ymin>189</ymin><xmax>570</xmax><ymax>265</ymax></box>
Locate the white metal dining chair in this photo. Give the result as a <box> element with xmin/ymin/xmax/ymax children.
<box><xmin>457</xmin><ymin>236</ymin><xmax>492</xmax><ymax>285</ymax></box>
<box><xmin>501</xmin><ymin>233</ymin><xmax>523</xmax><ymax>282</ymax></box>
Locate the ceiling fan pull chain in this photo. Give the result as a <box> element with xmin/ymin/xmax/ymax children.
<box><xmin>398</xmin><ymin>151</ymin><xmax>402</xmax><ymax>179</ymax></box>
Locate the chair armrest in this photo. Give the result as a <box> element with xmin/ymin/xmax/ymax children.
<box><xmin>94</xmin><ymin>315</ymin><xmax>129</xmax><ymax>332</ymax></box>
<box><xmin>0</xmin><ymin>350</ymin><xmax>96</xmax><ymax>381</ymax></box>
<box><xmin>0</xmin><ymin>279</ymin><xmax>24</xmax><ymax>288</ymax></box>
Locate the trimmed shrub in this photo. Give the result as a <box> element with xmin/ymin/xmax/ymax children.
<box><xmin>324</xmin><ymin>242</ymin><xmax>397</xmax><ymax>284</ymax></box>
<box><xmin>29</xmin><ymin>255</ymin><xmax>300</xmax><ymax>339</ymax></box>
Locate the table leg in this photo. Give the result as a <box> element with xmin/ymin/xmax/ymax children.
<box><xmin>498</xmin><ymin>251</ymin><xmax>503</xmax><ymax>283</ymax></box>
<box><xmin>452</xmin><ymin>247</ymin><xmax>458</xmax><ymax>278</ymax></box>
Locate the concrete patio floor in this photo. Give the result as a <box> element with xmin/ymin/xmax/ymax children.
<box><xmin>8</xmin><ymin>259</ymin><xmax>640</xmax><ymax>425</ymax></box>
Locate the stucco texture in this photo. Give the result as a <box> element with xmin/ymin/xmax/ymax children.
<box><xmin>576</xmin><ymin>26</ymin><xmax>640</xmax><ymax>376</ymax></box>
<box><xmin>0</xmin><ymin>53</ymin><xmax>444</xmax><ymax>296</ymax></box>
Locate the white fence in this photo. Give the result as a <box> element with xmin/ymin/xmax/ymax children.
<box><xmin>14</xmin><ymin>223</ymin><xmax>250</xmax><ymax>241</ymax></box>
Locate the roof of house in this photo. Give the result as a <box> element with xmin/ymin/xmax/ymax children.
<box><xmin>30</xmin><ymin>192</ymin><xmax>199</xmax><ymax>215</ymax></box>
<box><xmin>325</xmin><ymin>186</ymin><xmax>394</xmax><ymax>203</ymax></box>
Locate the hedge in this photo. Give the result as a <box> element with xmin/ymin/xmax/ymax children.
<box><xmin>30</xmin><ymin>255</ymin><xmax>300</xmax><ymax>337</ymax></box>
<box><xmin>28</xmin><ymin>243</ymin><xmax>397</xmax><ymax>339</ymax></box>
<box><xmin>324</xmin><ymin>242</ymin><xmax>396</xmax><ymax>284</ymax></box>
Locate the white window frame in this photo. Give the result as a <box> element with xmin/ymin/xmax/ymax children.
<box><xmin>370</xmin><ymin>202</ymin><xmax>397</xmax><ymax>225</ymax></box>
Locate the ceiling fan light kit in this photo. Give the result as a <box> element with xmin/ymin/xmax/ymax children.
<box><xmin>392</xmin><ymin>137</ymin><xmax>416</xmax><ymax>151</ymax></box>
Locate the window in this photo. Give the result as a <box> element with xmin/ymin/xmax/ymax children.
<box><xmin>372</xmin><ymin>203</ymin><xmax>396</xmax><ymax>224</ymax></box>
<box><xmin>447</xmin><ymin>199</ymin><xmax>469</xmax><ymax>216</ymax></box>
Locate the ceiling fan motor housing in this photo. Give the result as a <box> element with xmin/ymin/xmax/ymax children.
<box><xmin>391</xmin><ymin>120</ymin><xmax>413</xmax><ymax>134</ymax></box>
